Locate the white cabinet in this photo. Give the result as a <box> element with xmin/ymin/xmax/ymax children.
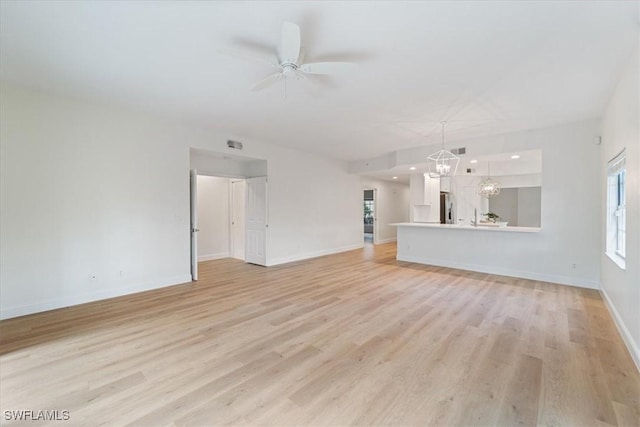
<box><xmin>410</xmin><ymin>174</ymin><xmax>440</xmax><ymax>205</ymax></box>
<box><xmin>426</xmin><ymin>175</ymin><xmax>441</xmax><ymax>205</ymax></box>
<box><xmin>410</xmin><ymin>174</ymin><xmax>441</xmax><ymax>223</ymax></box>
<box><xmin>440</xmin><ymin>177</ymin><xmax>451</xmax><ymax>193</ymax></box>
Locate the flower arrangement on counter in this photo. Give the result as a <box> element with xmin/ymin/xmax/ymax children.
<box><xmin>482</xmin><ymin>212</ymin><xmax>500</xmax><ymax>223</ymax></box>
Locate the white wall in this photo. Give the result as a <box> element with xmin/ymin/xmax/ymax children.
<box><xmin>517</xmin><ymin>187</ymin><xmax>542</xmax><ymax>227</ymax></box>
<box><xmin>600</xmin><ymin>43</ymin><xmax>640</xmax><ymax>368</ymax></box>
<box><xmin>189</xmin><ymin>149</ymin><xmax>267</xmax><ymax>179</ymax></box>
<box><xmin>196</xmin><ymin>176</ymin><xmax>230</xmax><ymax>261</ymax></box>
<box><xmin>490</xmin><ymin>173</ymin><xmax>542</xmax><ymax>188</ymax></box>
<box><xmin>395</xmin><ymin>119</ymin><xmax>602</xmax><ymax>289</ymax></box>
<box><xmin>489</xmin><ymin>188</ymin><xmax>518</xmax><ymax>225</ymax></box>
<box><xmin>0</xmin><ymin>83</ymin><xmax>363</xmax><ymax>319</ymax></box>
<box><xmin>361</xmin><ymin>178</ymin><xmax>410</xmax><ymax>243</ymax></box>
<box><xmin>261</xmin><ymin>152</ymin><xmax>362</xmax><ymax>266</ymax></box>
<box><xmin>487</xmin><ymin>187</ymin><xmax>541</xmax><ymax>227</ymax></box>
<box><xmin>0</xmin><ymin>85</ymin><xmax>192</xmax><ymax>319</ymax></box>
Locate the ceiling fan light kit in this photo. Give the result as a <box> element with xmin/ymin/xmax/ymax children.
<box><xmin>426</xmin><ymin>121</ymin><xmax>459</xmax><ymax>179</ymax></box>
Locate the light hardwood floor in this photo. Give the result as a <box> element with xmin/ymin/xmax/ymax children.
<box><xmin>1</xmin><ymin>243</ymin><xmax>638</xmax><ymax>426</ymax></box>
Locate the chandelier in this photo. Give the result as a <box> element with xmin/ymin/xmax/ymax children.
<box><xmin>478</xmin><ymin>161</ymin><xmax>501</xmax><ymax>197</ymax></box>
<box><xmin>427</xmin><ymin>122</ymin><xmax>459</xmax><ymax>178</ymax></box>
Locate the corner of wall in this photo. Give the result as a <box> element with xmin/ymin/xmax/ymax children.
<box><xmin>600</xmin><ymin>287</ymin><xmax>640</xmax><ymax>372</ymax></box>
<box><xmin>598</xmin><ymin>40</ymin><xmax>640</xmax><ymax>372</ymax></box>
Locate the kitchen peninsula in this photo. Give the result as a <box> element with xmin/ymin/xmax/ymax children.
<box><xmin>392</xmin><ymin>147</ymin><xmax>599</xmax><ymax>289</ymax></box>
<box><xmin>391</xmin><ymin>222</ymin><xmax>585</xmax><ymax>286</ymax></box>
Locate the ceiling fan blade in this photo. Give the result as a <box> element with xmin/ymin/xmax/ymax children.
<box><xmin>218</xmin><ymin>48</ymin><xmax>280</xmax><ymax>69</ymax></box>
<box><xmin>251</xmin><ymin>72</ymin><xmax>284</xmax><ymax>91</ymax></box>
<box><xmin>279</xmin><ymin>22</ymin><xmax>301</xmax><ymax>64</ymax></box>
<box><xmin>296</xmin><ymin>46</ymin><xmax>306</xmax><ymax>66</ymax></box>
<box><xmin>294</xmin><ymin>70</ymin><xmax>320</xmax><ymax>97</ymax></box>
<box><xmin>299</xmin><ymin>61</ymin><xmax>355</xmax><ymax>74</ymax></box>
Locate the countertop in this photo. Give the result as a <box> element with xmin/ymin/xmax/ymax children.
<box><xmin>391</xmin><ymin>222</ymin><xmax>541</xmax><ymax>233</ymax></box>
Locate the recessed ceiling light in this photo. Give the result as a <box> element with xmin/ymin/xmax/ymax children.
<box><xmin>470</xmin><ymin>159</ymin><xmax>478</xmax><ymax>164</ymax></box>
<box><xmin>409</xmin><ymin>166</ymin><xmax>416</xmax><ymax>170</ymax></box>
<box><xmin>392</xmin><ymin>176</ymin><xmax>398</xmax><ymax>179</ymax></box>
<box><xmin>511</xmin><ymin>154</ymin><xmax>520</xmax><ymax>159</ymax></box>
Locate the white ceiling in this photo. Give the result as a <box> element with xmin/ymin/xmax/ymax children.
<box><xmin>1</xmin><ymin>1</ymin><xmax>637</xmax><ymax>161</ymax></box>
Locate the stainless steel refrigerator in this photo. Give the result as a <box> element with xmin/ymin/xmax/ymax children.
<box><xmin>440</xmin><ymin>192</ymin><xmax>455</xmax><ymax>224</ymax></box>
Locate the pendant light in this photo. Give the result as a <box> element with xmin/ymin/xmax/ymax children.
<box><xmin>478</xmin><ymin>161</ymin><xmax>501</xmax><ymax>197</ymax></box>
<box><xmin>427</xmin><ymin>121</ymin><xmax>459</xmax><ymax>178</ymax></box>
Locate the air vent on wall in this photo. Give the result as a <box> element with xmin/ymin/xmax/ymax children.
<box><xmin>227</xmin><ymin>140</ymin><xmax>243</xmax><ymax>150</ymax></box>
<box><xmin>451</xmin><ymin>147</ymin><xmax>466</xmax><ymax>155</ymax></box>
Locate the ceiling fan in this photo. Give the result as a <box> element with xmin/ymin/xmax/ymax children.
<box><xmin>220</xmin><ymin>21</ymin><xmax>354</xmax><ymax>92</ymax></box>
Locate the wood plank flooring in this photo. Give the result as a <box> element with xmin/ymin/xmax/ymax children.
<box><xmin>1</xmin><ymin>243</ymin><xmax>638</xmax><ymax>426</ymax></box>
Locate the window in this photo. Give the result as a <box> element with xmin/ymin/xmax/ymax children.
<box><xmin>363</xmin><ymin>200</ymin><xmax>374</xmax><ymax>225</ymax></box>
<box><xmin>606</xmin><ymin>149</ymin><xmax>626</xmax><ymax>269</ymax></box>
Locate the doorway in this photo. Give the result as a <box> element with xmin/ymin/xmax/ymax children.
<box><xmin>363</xmin><ymin>189</ymin><xmax>377</xmax><ymax>244</ymax></box>
<box><xmin>189</xmin><ymin>148</ymin><xmax>268</xmax><ymax>273</ymax></box>
<box><xmin>230</xmin><ymin>179</ymin><xmax>246</xmax><ymax>260</ymax></box>
<box><xmin>190</xmin><ymin>173</ymin><xmax>249</xmax><ymax>280</ymax></box>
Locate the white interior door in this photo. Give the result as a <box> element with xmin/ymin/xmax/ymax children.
<box><xmin>245</xmin><ymin>177</ymin><xmax>267</xmax><ymax>266</ymax></box>
<box><xmin>190</xmin><ymin>170</ymin><xmax>199</xmax><ymax>280</ymax></box>
<box><xmin>231</xmin><ymin>180</ymin><xmax>246</xmax><ymax>260</ymax></box>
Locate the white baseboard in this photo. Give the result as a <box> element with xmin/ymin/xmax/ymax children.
<box><xmin>198</xmin><ymin>252</ymin><xmax>230</xmax><ymax>262</ymax></box>
<box><xmin>396</xmin><ymin>254</ymin><xmax>600</xmax><ymax>290</ymax></box>
<box><xmin>600</xmin><ymin>287</ymin><xmax>640</xmax><ymax>372</ymax></box>
<box><xmin>0</xmin><ymin>274</ymin><xmax>193</xmax><ymax>320</ymax></box>
<box><xmin>268</xmin><ymin>243</ymin><xmax>364</xmax><ymax>266</ymax></box>
<box><xmin>375</xmin><ymin>237</ymin><xmax>397</xmax><ymax>244</ymax></box>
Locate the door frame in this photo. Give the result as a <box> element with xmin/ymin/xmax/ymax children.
<box><xmin>229</xmin><ymin>179</ymin><xmax>246</xmax><ymax>260</ymax></box>
<box><xmin>189</xmin><ymin>148</ymin><xmax>268</xmax><ymax>270</ymax></box>
<box><xmin>189</xmin><ymin>171</ymin><xmax>247</xmax><ymax>279</ymax></box>
<box><xmin>363</xmin><ymin>187</ymin><xmax>379</xmax><ymax>245</ymax></box>
<box><xmin>190</xmin><ymin>169</ymin><xmax>199</xmax><ymax>281</ymax></box>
